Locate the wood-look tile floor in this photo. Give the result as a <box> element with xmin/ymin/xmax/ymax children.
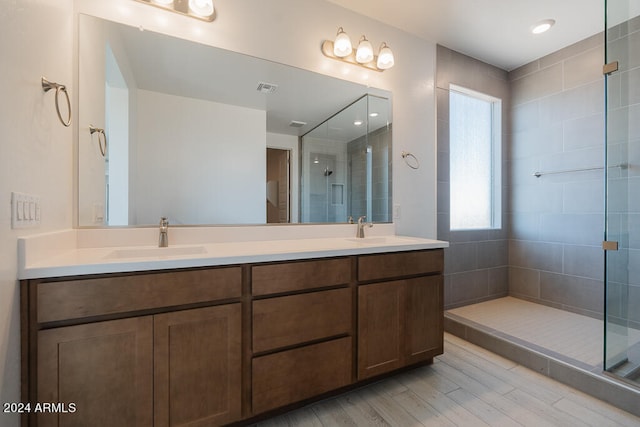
<box><xmin>253</xmin><ymin>333</ymin><xmax>640</xmax><ymax>426</ymax></box>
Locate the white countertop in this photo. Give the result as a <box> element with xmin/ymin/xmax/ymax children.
<box><xmin>18</xmin><ymin>225</ymin><xmax>448</xmax><ymax>279</ymax></box>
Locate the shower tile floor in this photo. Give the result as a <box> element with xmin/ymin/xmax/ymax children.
<box><xmin>446</xmin><ymin>296</ymin><xmax>640</xmax><ymax>370</ymax></box>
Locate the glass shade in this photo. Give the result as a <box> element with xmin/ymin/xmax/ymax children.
<box><xmin>333</xmin><ymin>28</ymin><xmax>352</xmax><ymax>57</ymax></box>
<box><xmin>355</xmin><ymin>37</ymin><xmax>373</xmax><ymax>63</ymax></box>
<box><xmin>189</xmin><ymin>0</ymin><xmax>214</xmax><ymax>17</ymax></box>
<box><xmin>377</xmin><ymin>43</ymin><xmax>394</xmax><ymax>69</ymax></box>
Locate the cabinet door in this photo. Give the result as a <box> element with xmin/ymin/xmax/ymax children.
<box><xmin>405</xmin><ymin>276</ymin><xmax>443</xmax><ymax>365</ymax></box>
<box><xmin>154</xmin><ymin>304</ymin><xmax>242</xmax><ymax>427</ymax></box>
<box><xmin>357</xmin><ymin>281</ymin><xmax>404</xmax><ymax>380</ymax></box>
<box><xmin>37</xmin><ymin>317</ymin><xmax>153</xmax><ymax>427</ymax></box>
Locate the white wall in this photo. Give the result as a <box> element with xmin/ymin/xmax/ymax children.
<box><xmin>0</xmin><ymin>1</ymin><xmax>437</xmax><ymax>424</ymax></box>
<box><xmin>78</xmin><ymin>14</ymin><xmax>139</xmax><ymax>225</ymax></box>
<box><xmin>0</xmin><ymin>1</ymin><xmax>74</xmax><ymax>425</ymax></box>
<box><xmin>134</xmin><ymin>90</ymin><xmax>266</xmax><ymax>224</ymax></box>
<box><xmin>77</xmin><ymin>14</ymin><xmax>108</xmax><ymax>224</ymax></box>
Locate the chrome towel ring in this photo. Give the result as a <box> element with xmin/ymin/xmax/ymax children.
<box><xmin>89</xmin><ymin>125</ymin><xmax>107</xmax><ymax>157</ymax></box>
<box><xmin>41</xmin><ymin>77</ymin><xmax>71</xmax><ymax>127</ymax></box>
<box><xmin>401</xmin><ymin>151</ymin><xmax>420</xmax><ymax>169</ymax></box>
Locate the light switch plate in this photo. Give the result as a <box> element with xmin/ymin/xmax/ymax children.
<box><xmin>12</xmin><ymin>192</ymin><xmax>41</xmax><ymax>229</ymax></box>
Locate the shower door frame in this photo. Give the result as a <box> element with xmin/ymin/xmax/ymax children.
<box><xmin>603</xmin><ymin>0</ymin><xmax>640</xmax><ymax>385</ymax></box>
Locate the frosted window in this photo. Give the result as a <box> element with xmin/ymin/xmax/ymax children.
<box><xmin>449</xmin><ymin>87</ymin><xmax>501</xmax><ymax>230</ymax></box>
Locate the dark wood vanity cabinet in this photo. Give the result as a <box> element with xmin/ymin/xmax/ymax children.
<box><xmin>357</xmin><ymin>251</ymin><xmax>444</xmax><ymax>380</ymax></box>
<box><xmin>22</xmin><ymin>249</ymin><xmax>443</xmax><ymax>426</ymax></box>
<box><xmin>251</xmin><ymin>258</ymin><xmax>353</xmax><ymax>413</ymax></box>
<box><xmin>22</xmin><ymin>268</ymin><xmax>242</xmax><ymax>427</ymax></box>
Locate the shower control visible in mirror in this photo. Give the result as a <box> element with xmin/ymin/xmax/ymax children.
<box><xmin>356</xmin><ymin>216</ymin><xmax>373</xmax><ymax>238</ymax></box>
<box><xmin>159</xmin><ymin>217</ymin><xmax>169</xmax><ymax>247</ymax></box>
<box><xmin>77</xmin><ymin>15</ymin><xmax>392</xmax><ymax>227</ymax></box>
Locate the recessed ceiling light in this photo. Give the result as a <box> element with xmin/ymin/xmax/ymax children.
<box><xmin>369</xmin><ymin>112</ymin><xmax>379</xmax><ymax>117</ymax></box>
<box><xmin>354</xmin><ymin>120</ymin><xmax>363</xmax><ymax>126</ymax></box>
<box><xmin>531</xmin><ymin>19</ymin><xmax>555</xmax><ymax>35</ymax></box>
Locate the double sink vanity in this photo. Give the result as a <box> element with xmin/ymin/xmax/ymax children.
<box><xmin>20</xmin><ymin>7</ymin><xmax>451</xmax><ymax>426</ymax></box>
<box><xmin>19</xmin><ymin>224</ymin><xmax>447</xmax><ymax>426</ymax></box>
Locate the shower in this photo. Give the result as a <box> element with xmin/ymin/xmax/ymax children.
<box><xmin>440</xmin><ymin>0</ymin><xmax>640</xmax><ymax>415</ymax></box>
<box><xmin>323</xmin><ymin>167</ymin><xmax>333</xmax><ymax>177</ymax></box>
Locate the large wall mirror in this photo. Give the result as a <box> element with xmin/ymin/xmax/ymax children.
<box><xmin>77</xmin><ymin>14</ymin><xmax>392</xmax><ymax>227</ymax></box>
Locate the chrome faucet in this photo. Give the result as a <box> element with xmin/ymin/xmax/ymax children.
<box><xmin>159</xmin><ymin>217</ymin><xmax>169</xmax><ymax>247</ymax></box>
<box><xmin>356</xmin><ymin>216</ymin><xmax>373</xmax><ymax>238</ymax></box>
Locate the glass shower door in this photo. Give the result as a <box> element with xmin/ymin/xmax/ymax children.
<box><xmin>604</xmin><ymin>0</ymin><xmax>640</xmax><ymax>384</ymax></box>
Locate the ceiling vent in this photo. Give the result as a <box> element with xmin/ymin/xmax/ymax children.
<box><xmin>289</xmin><ymin>120</ymin><xmax>307</xmax><ymax>128</ymax></box>
<box><xmin>256</xmin><ymin>82</ymin><xmax>278</xmax><ymax>93</ymax></box>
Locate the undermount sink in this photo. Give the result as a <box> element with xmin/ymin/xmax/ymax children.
<box><xmin>104</xmin><ymin>245</ymin><xmax>207</xmax><ymax>260</ymax></box>
<box><xmin>345</xmin><ymin>237</ymin><xmax>391</xmax><ymax>245</ymax></box>
<box><xmin>345</xmin><ymin>236</ymin><xmax>422</xmax><ymax>245</ymax></box>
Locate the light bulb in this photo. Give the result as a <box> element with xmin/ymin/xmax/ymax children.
<box><xmin>377</xmin><ymin>43</ymin><xmax>394</xmax><ymax>70</ymax></box>
<box><xmin>189</xmin><ymin>0</ymin><xmax>214</xmax><ymax>17</ymax></box>
<box><xmin>355</xmin><ymin>36</ymin><xmax>373</xmax><ymax>64</ymax></box>
<box><xmin>333</xmin><ymin>27</ymin><xmax>352</xmax><ymax>57</ymax></box>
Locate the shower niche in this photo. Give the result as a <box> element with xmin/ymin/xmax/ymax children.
<box><xmin>300</xmin><ymin>94</ymin><xmax>392</xmax><ymax>223</ymax></box>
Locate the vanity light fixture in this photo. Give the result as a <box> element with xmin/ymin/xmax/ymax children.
<box><xmin>134</xmin><ymin>0</ymin><xmax>215</xmax><ymax>22</ymax></box>
<box><xmin>531</xmin><ymin>19</ymin><xmax>555</xmax><ymax>34</ymax></box>
<box><xmin>321</xmin><ymin>27</ymin><xmax>395</xmax><ymax>72</ymax></box>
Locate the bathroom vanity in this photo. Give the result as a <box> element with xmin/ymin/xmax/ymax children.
<box><xmin>19</xmin><ymin>227</ymin><xmax>446</xmax><ymax>426</ymax></box>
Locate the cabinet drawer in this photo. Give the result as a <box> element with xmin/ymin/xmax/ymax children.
<box><xmin>252</xmin><ymin>258</ymin><xmax>351</xmax><ymax>295</ymax></box>
<box><xmin>37</xmin><ymin>267</ymin><xmax>242</xmax><ymax>323</ymax></box>
<box><xmin>252</xmin><ymin>337</ymin><xmax>352</xmax><ymax>414</ymax></box>
<box><xmin>253</xmin><ymin>288</ymin><xmax>351</xmax><ymax>353</ymax></box>
<box><xmin>358</xmin><ymin>249</ymin><xmax>443</xmax><ymax>282</ymax></box>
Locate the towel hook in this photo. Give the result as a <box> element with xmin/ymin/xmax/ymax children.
<box><xmin>42</xmin><ymin>77</ymin><xmax>71</xmax><ymax>127</ymax></box>
<box><xmin>401</xmin><ymin>151</ymin><xmax>420</xmax><ymax>169</ymax></box>
<box><xmin>89</xmin><ymin>125</ymin><xmax>107</xmax><ymax>157</ymax></box>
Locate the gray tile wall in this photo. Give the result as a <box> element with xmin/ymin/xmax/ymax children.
<box><xmin>439</xmin><ymin>16</ymin><xmax>640</xmax><ymax>325</ymax></box>
<box><xmin>508</xmin><ymin>34</ymin><xmax>606</xmax><ymax>319</ymax></box>
<box><xmin>436</xmin><ymin>46</ymin><xmax>510</xmax><ymax>309</ymax></box>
